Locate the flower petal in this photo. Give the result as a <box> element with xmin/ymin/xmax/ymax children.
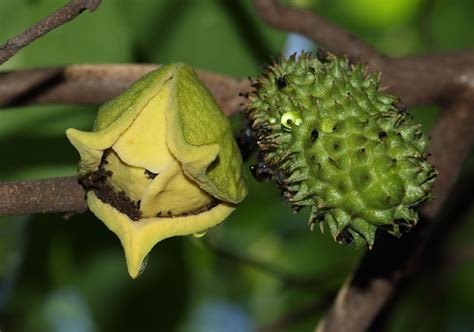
<box><xmin>66</xmin><ymin>65</ymin><xmax>176</xmax><ymax>175</ymax></box>
<box><xmin>165</xmin><ymin>64</ymin><xmax>247</xmax><ymax>204</ymax></box>
<box><xmin>112</xmin><ymin>78</ymin><xmax>175</xmax><ymax>174</ymax></box>
<box><xmin>102</xmin><ymin>149</ymin><xmax>151</xmax><ymax>203</ymax></box>
<box><xmin>87</xmin><ymin>191</ymin><xmax>235</xmax><ymax>279</ymax></box>
<box><xmin>140</xmin><ymin>160</ymin><xmax>213</xmax><ymax>217</ymax></box>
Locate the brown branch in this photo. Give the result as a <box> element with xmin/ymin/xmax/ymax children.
<box><xmin>252</xmin><ymin>0</ymin><xmax>381</xmax><ymax>66</ymax></box>
<box><xmin>0</xmin><ymin>65</ymin><xmax>250</xmax><ymax>116</ymax></box>
<box><xmin>445</xmin><ymin>242</ymin><xmax>474</xmax><ymax>270</ymax></box>
<box><xmin>0</xmin><ymin>0</ymin><xmax>102</xmax><ymax>65</ymax></box>
<box><xmin>420</xmin><ymin>94</ymin><xmax>474</xmax><ymax>219</ymax></box>
<box><xmin>0</xmin><ymin>176</ymin><xmax>86</xmax><ymax>216</ymax></box>
<box><xmin>253</xmin><ymin>0</ymin><xmax>474</xmax><ymax>107</ymax></box>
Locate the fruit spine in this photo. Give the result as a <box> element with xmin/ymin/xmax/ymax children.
<box><xmin>246</xmin><ymin>51</ymin><xmax>437</xmax><ymax>248</ymax></box>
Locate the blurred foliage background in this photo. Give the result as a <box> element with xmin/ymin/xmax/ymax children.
<box><xmin>0</xmin><ymin>0</ymin><xmax>473</xmax><ymax>331</ymax></box>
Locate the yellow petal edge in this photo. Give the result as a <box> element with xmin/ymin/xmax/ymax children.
<box><xmin>88</xmin><ymin>192</ymin><xmax>235</xmax><ymax>278</ymax></box>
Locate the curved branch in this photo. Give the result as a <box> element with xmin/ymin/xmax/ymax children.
<box><xmin>0</xmin><ymin>65</ymin><xmax>250</xmax><ymax>116</ymax></box>
<box><xmin>420</xmin><ymin>94</ymin><xmax>474</xmax><ymax>219</ymax></box>
<box><xmin>253</xmin><ymin>0</ymin><xmax>474</xmax><ymax>107</ymax></box>
<box><xmin>0</xmin><ymin>0</ymin><xmax>102</xmax><ymax>65</ymax></box>
<box><xmin>252</xmin><ymin>0</ymin><xmax>381</xmax><ymax>65</ymax></box>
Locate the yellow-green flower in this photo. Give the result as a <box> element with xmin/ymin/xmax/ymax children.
<box><xmin>66</xmin><ymin>64</ymin><xmax>247</xmax><ymax>278</ymax></box>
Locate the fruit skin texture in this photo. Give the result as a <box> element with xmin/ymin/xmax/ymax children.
<box><xmin>247</xmin><ymin>52</ymin><xmax>436</xmax><ymax>248</ymax></box>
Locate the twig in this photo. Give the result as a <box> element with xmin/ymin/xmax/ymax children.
<box><xmin>0</xmin><ymin>177</ymin><xmax>86</xmax><ymax>216</ymax></box>
<box><xmin>0</xmin><ymin>2</ymin><xmax>472</xmax><ymax>114</ymax></box>
<box><xmin>445</xmin><ymin>242</ymin><xmax>474</xmax><ymax>270</ymax></box>
<box><xmin>0</xmin><ymin>0</ymin><xmax>102</xmax><ymax>65</ymax></box>
<box><xmin>0</xmin><ymin>65</ymin><xmax>250</xmax><ymax>116</ymax></box>
<box><xmin>252</xmin><ymin>0</ymin><xmax>381</xmax><ymax>66</ymax></box>
<box><xmin>420</xmin><ymin>95</ymin><xmax>474</xmax><ymax>219</ymax></box>
<box><xmin>253</xmin><ymin>0</ymin><xmax>474</xmax><ymax>107</ymax></box>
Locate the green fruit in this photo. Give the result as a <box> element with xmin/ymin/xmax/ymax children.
<box><xmin>246</xmin><ymin>52</ymin><xmax>436</xmax><ymax>248</ymax></box>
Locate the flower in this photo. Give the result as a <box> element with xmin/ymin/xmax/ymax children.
<box><xmin>66</xmin><ymin>64</ymin><xmax>247</xmax><ymax>278</ymax></box>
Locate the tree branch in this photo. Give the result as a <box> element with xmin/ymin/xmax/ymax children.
<box><xmin>0</xmin><ymin>177</ymin><xmax>86</xmax><ymax>216</ymax></box>
<box><xmin>0</xmin><ymin>65</ymin><xmax>250</xmax><ymax>116</ymax></box>
<box><xmin>253</xmin><ymin>0</ymin><xmax>474</xmax><ymax>107</ymax></box>
<box><xmin>420</xmin><ymin>94</ymin><xmax>474</xmax><ymax>219</ymax></box>
<box><xmin>445</xmin><ymin>242</ymin><xmax>474</xmax><ymax>270</ymax></box>
<box><xmin>0</xmin><ymin>0</ymin><xmax>102</xmax><ymax>65</ymax></box>
<box><xmin>252</xmin><ymin>0</ymin><xmax>381</xmax><ymax>65</ymax></box>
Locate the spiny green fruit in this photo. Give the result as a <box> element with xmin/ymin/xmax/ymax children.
<box><xmin>246</xmin><ymin>51</ymin><xmax>437</xmax><ymax>248</ymax></box>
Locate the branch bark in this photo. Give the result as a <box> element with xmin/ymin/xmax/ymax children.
<box><xmin>0</xmin><ymin>177</ymin><xmax>86</xmax><ymax>216</ymax></box>
<box><xmin>0</xmin><ymin>65</ymin><xmax>250</xmax><ymax>116</ymax></box>
<box><xmin>0</xmin><ymin>0</ymin><xmax>102</xmax><ymax>65</ymax></box>
<box><xmin>253</xmin><ymin>0</ymin><xmax>382</xmax><ymax>65</ymax></box>
<box><xmin>253</xmin><ymin>0</ymin><xmax>474</xmax><ymax>107</ymax></box>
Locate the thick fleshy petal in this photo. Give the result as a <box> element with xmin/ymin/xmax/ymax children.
<box><xmin>87</xmin><ymin>191</ymin><xmax>235</xmax><ymax>278</ymax></box>
<box><xmin>102</xmin><ymin>150</ymin><xmax>151</xmax><ymax>203</ymax></box>
<box><xmin>140</xmin><ymin>160</ymin><xmax>213</xmax><ymax>217</ymax></box>
<box><xmin>166</xmin><ymin>64</ymin><xmax>247</xmax><ymax>204</ymax></box>
<box><xmin>66</xmin><ymin>65</ymin><xmax>176</xmax><ymax>175</ymax></box>
<box><xmin>112</xmin><ymin>79</ymin><xmax>174</xmax><ymax>173</ymax></box>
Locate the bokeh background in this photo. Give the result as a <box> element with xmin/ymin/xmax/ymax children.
<box><xmin>1</xmin><ymin>0</ymin><xmax>473</xmax><ymax>331</ymax></box>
